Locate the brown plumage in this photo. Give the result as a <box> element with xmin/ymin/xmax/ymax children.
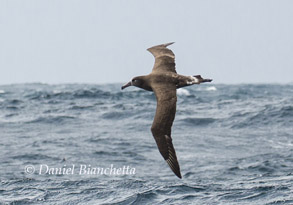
<box><xmin>121</xmin><ymin>42</ymin><xmax>212</xmax><ymax>178</ymax></box>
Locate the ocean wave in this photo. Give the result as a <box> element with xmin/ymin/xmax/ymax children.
<box><xmin>279</xmin><ymin>105</ymin><xmax>293</xmax><ymax>118</ymax></box>
<box><xmin>127</xmin><ymin>190</ymin><xmax>157</xmax><ymax>204</ymax></box>
<box><xmin>101</xmin><ymin>111</ymin><xmax>134</xmax><ymax>120</ymax></box>
<box><xmin>1</xmin><ymin>83</ymin><xmax>293</xmax><ymax>204</ymax></box>
<box><xmin>227</xmin><ymin>153</ymin><xmax>292</xmax><ymax>176</ymax></box>
<box><xmin>167</xmin><ymin>184</ymin><xmax>206</xmax><ymax>192</ymax></box>
<box><xmin>231</xmin><ymin>104</ymin><xmax>293</xmax><ymax>129</ymax></box>
<box><xmin>179</xmin><ymin>117</ymin><xmax>216</xmax><ymax>126</ymax></box>
<box><xmin>69</xmin><ymin>105</ymin><xmax>95</xmax><ymax>110</ymax></box>
<box><xmin>12</xmin><ymin>154</ymin><xmax>60</xmax><ymax>161</ymax></box>
<box><xmin>0</xmin><ymin>99</ymin><xmax>24</xmax><ymax>111</ymax></box>
<box><xmin>25</xmin><ymin>89</ymin><xmax>112</xmax><ymax>100</ymax></box>
<box><xmin>177</xmin><ymin>88</ymin><xmax>190</xmax><ymax>96</ymax></box>
<box><xmin>205</xmin><ymin>86</ymin><xmax>217</xmax><ymax>91</ymax></box>
<box><xmin>4</xmin><ymin>106</ymin><xmax>20</xmax><ymax>110</ymax></box>
<box><xmin>26</xmin><ymin>115</ymin><xmax>76</xmax><ymax>124</ymax></box>
<box><xmin>195</xmin><ymin>86</ymin><xmax>217</xmax><ymax>92</ymax></box>
<box><xmin>8</xmin><ymin>99</ymin><xmax>23</xmax><ymax>104</ymax></box>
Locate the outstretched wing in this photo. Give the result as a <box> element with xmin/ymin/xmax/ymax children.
<box><xmin>150</xmin><ymin>83</ymin><xmax>181</xmax><ymax>178</ymax></box>
<box><xmin>147</xmin><ymin>42</ymin><xmax>177</xmax><ymax>74</ymax></box>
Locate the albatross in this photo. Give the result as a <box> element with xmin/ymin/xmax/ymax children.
<box><xmin>121</xmin><ymin>42</ymin><xmax>212</xmax><ymax>178</ymax></box>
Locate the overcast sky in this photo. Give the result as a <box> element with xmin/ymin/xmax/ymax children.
<box><xmin>0</xmin><ymin>0</ymin><xmax>292</xmax><ymax>85</ymax></box>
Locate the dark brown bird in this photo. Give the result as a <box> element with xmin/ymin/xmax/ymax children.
<box><xmin>121</xmin><ymin>42</ymin><xmax>212</xmax><ymax>178</ymax></box>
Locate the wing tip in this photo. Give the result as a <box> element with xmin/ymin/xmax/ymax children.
<box><xmin>165</xmin><ymin>158</ymin><xmax>182</xmax><ymax>179</ymax></box>
<box><xmin>147</xmin><ymin>42</ymin><xmax>175</xmax><ymax>51</ymax></box>
<box><xmin>164</xmin><ymin>42</ymin><xmax>175</xmax><ymax>47</ymax></box>
<box><xmin>176</xmin><ymin>172</ymin><xmax>182</xmax><ymax>179</ymax></box>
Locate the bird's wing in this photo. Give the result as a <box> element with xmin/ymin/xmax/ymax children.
<box><xmin>147</xmin><ymin>42</ymin><xmax>177</xmax><ymax>74</ymax></box>
<box><xmin>151</xmin><ymin>83</ymin><xmax>181</xmax><ymax>178</ymax></box>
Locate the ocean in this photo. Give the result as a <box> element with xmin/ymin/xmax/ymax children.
<box><xmin>0</xmin><ymin>83</ymin><xmax>292</xmax><ymax>204</ymax></box>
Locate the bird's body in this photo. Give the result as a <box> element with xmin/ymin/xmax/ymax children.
<box><xmin>122</xmin><ymin>42</ymin><xmax>212</xmax><ymax>178</ymax></box>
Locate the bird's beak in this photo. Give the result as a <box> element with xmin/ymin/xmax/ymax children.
<box><xmin>121</xmin><ymin>81</ymin><xmax>132</xmax><ymax>90</ymax></box>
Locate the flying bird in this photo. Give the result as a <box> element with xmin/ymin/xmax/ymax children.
<box><xmin>121</xmin><ymin>42</ymin><xmax>212</xmax><ymax>178</ymax></box>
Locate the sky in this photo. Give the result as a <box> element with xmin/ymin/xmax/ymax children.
<box><xmin>0</xmin><ymin>0</ymin><xmax>292</xmax><ymax>85</ymax></box>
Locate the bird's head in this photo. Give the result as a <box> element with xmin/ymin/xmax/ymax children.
<box><xmin>121</xmin><ymin>76</ymin><xmax>144</xmax><ymax>90</ymax></box>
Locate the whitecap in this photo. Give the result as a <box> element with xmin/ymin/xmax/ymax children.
<box><xmin>206</xmin><ymin>86</ymin><xmax>217</xmax><ymax>91</ymax></box>
<box><xmin>177</xmin><ymin>88</ymin><xmax>190</xmax><ymax>96</ymax></box>
<box><xmin>53</xmin><ymin>90</ymin><xmax>62</xmax><ymax>94</ymax></box>
<box><xmin>0</xmin><ymin>90</ymin><xmax>5</xmax><ymax>94</ymax></box>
